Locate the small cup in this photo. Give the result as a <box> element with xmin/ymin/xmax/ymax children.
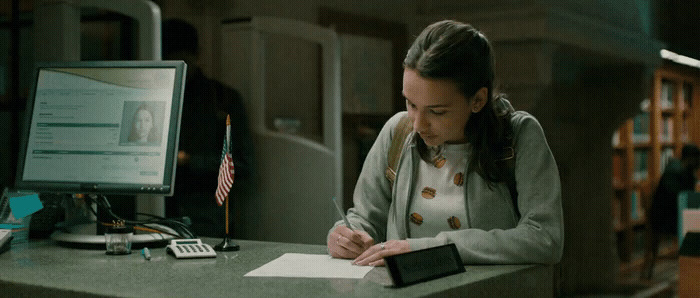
<box><xmin>105</xmin><ymin>225</ymin><xmax>134</xmax><ymax>255</ymax></box>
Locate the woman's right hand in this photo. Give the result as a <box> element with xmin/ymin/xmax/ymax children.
<box><xmin>328</xmin><ymin>225</ymin><xmax>374</xmax><ymax>259</ymax></box>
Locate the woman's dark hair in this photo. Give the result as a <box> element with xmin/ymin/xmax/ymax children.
<box><xmin>404</xmin><ymin>20</ymin><xmax>512</xmax><ymax>183</ymax></box>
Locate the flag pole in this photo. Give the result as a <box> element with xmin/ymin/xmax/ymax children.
<box><xmin>215</xmin><ymin>115</ymin><xmax>239</xmax><ymax>251</ymax></box>
<box><xmin>225</xmin><ymin>194</ymin><xmax>229</xmax><ymax>235</ymax></box>
<box><xmin>215</xmin><ymin>194</ymin><xmax>238</xmax><ymax>251</ymax></box>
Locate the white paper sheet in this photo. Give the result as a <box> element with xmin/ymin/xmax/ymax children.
<box><xmin>244</xmin><ymin>253</ymin><xmax>373</xmax><ymax>279</ymax></box>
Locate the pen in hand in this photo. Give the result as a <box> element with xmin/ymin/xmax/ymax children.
<box><xmin>142</xmin><ymin>247</ymin><xmax>151</xmax><ymax>261</ymax></box>
<box><xmin>332</xmin><ymin>197</ymin><xmax>353</xmax><ymax>230</ymax></box>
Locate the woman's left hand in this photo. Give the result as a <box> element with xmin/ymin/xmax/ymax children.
<box><xmin>353</xmin><ymin>240</ymin><xmax>411</xmax><ymax>266</ymax></box>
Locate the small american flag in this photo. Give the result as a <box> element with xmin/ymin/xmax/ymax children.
<box><xmin>215</xmin><ymin>116</ymin><xmax>234</xmax><ymax>206</ymax></box>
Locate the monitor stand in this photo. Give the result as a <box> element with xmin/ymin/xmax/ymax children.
<box><xmin>135</xmin><ymin>194</ymin><xmax>165</xmax><ymax>219</ymax></box>
<box><xmin>50</xmin><ymin>222</ymin><xmax>175</xmax><ymax>250</ymax></box>
<box><xmin>50</xmin><ymin>194</ymin><xmax>175</xmax><ymax>250</ymax></box>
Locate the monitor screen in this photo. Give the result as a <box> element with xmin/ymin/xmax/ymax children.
<box><xmin>15</xmin><ymin>61</ymin><xmax>186</xmax><ymax>196</ymax></box>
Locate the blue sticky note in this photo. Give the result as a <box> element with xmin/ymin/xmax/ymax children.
<box><xmin>9</xmin><ymin>194</ymin><xmax>43</xmax><ymax>219</ymax></box>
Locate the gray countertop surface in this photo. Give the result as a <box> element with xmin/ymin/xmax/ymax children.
<box><xmin>0</xmin><ymin>238</ymin><xmax>552</xmax><ymax>297</ymax></box>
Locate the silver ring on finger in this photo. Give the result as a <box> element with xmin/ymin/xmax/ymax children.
<box><xmin>379</xmin><ymin>242</ymin><xmax>385</xmax><ymax>250</ymax></box>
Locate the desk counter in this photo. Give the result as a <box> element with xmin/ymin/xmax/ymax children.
<box><xmin>0</xmin><ymin>238</ymin><xmax>552</xmax><ymax>297</ymax></box>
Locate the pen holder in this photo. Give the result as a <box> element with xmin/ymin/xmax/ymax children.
<box><xmin>105</xmin><ymin>224</ymin><xmax>133</xmax><ymax>255</ymax></box>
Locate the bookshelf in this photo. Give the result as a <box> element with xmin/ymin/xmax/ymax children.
<box><xmin>612</xmin><ymin>62</ymin><xmax>700</xmax><ymax>273</ymax></box>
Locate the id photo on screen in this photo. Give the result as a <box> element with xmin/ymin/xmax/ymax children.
<box><xmin>120</xmin><ymin>101</ymin><xmax>165</xmax><ymax>146</ymax></box>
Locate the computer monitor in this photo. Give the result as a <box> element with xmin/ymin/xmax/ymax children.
<box><xmin>15</xmin><ymin>60</ymin><xmax>186</xmax><ymax>247</ymax></box>
<box><xmin>16</xmin><ymin>60</ymin><xmax>186</xmax><ymax>195</ymax></box>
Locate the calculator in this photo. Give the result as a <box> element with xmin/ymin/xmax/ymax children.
<box><xmin>166</xmin><ymin>239</ymin><xmax>217</xmax><ymax>259</ymax></box>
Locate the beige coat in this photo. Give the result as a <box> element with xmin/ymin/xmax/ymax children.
<box><xmin>331</xmin><ymin>99</ymin><xmax>564</xmax><ymax>265</ymax></box>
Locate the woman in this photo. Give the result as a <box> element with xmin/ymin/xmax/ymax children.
<box><xmin>327</xmin><ymin>20</ymin><xmax>563</xmax><ymax>266</ymax></box>
<box><xmin>128</xmin><ymin>103</ymin><xmax>157</xmax><ymax>144</ymax></box>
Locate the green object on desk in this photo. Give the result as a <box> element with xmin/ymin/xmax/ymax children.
<box><xmin>142</xmin><ymin>247</ymin><xmax>152</xmax><ymax>260</ymax></box>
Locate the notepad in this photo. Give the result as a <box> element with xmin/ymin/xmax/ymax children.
<box><xmin>244</xmin><ymin>253</ymin><xmax>373</xmax><ymax>279</ymax></box>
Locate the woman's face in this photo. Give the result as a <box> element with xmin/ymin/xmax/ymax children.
<box><xmin>403</xmin><ymin>68</ymin><xmax>481</xmax><ymax>146</ymax></box>
<box><xmin>134</xmin><ymin>109</ymin><xmax>153</xmax><ymax>141</ymax></box>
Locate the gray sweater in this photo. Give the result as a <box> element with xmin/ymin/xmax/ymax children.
<box><xmin>331</xmin><ymin>100</ymin><xmax>564</xmax><ymax>265</ymax></box>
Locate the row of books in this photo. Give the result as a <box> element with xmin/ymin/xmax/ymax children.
<box><xmin>611</xmin><ymin>118</ymin><xmax>691</xmax><ymax>146</ymax></box>
<box><xmin>661</xmin><ymin>80</ymin><xmax>693</xmax><ymax>111</ymax></box>
<box><xmin>633</xmin><ymin>150</ymin><xmax>648</xmax><ymax>181</ymax></box>
<box><xmin>661</xmin><ymin>81</ymin><xmax>674</xmax><ymax>110</ymax></box>
<box><xmin>632</xmin><ymin>112</ymin><xmax>649</xmax><ymax>143</ymax></box>
<box><xmin>612</xmin><ymin>148</ymin><xmax>676</xmax><ymax>185</ymax></box>
<box><xmin>629</xmin><ymin>190</ymin><xmax>645</xmax><ymax>221</ymax></box>
<box><xmin>660</xmin><ymin>118</ymin><xmax>691</xmax><ymax>142</ymax></box>
<box><xmin>612</xmin><ymin>189</ymin><xmax>647</xmax><ymax>230</ymax></box>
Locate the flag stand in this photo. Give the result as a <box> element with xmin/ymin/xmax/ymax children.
<box><xmin>215</xmin><ymin>114</ymin><xmax>239</xmax><ymax>251</ymax></box>
<box><xmin>215</xmin><ymin>195</ymin><xmax>239</xmax><ymax>251</ymax></box>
